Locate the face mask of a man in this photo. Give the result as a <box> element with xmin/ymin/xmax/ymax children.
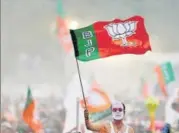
<box><xmin>111</xmin><ymin>101</ymin><xmax>124</xmax><ymax>120</ymax></box>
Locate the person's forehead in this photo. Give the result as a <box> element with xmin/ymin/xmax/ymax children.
<box><xmin>112</xmin><ymin>102</ymin><xmax>123</xmax><ymax>108</ymax></box>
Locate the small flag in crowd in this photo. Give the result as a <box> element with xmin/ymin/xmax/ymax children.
<box><xmin>155</xmin><ymin>62</ymin><xmax>175</xmax><ymax>97</ymax></box>
<box><xmin>160</xmin><ymin>62</ymin><xmax>175</xmax><ymax>84</ymax></box>
<box><xmin>22</xmin><ymin>87</ymin><xmax>42</xmax><ymax>133</ymax></box>
<box><xmin>70</xmin><ymin>15</ymin><xmax>151</xmax><ymax>61</ymax></box>
<box><xmin>56</xmin><ymin>0</ymin><xmax>73</xmax><ymax>53</ymax></box>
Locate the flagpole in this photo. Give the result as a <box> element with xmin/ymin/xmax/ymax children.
<box><xmin>75</xmin><ymin>58</ymin><xmax>87</xmax><ymax>108</ymax></box>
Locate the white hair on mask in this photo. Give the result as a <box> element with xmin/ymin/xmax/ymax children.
<box><xmin>111</xmin><ymin>100</ymin><xmax>124</xmax><ymax>109</ymax></box>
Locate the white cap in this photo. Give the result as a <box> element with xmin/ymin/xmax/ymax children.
<box><xmin>111</xmin><ymin>100</ymin><xmax>124</xmax><ymax>109</ymax></box>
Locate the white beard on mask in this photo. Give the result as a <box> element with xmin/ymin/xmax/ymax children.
<box><xmin>111</xmin><ymin>100</ymin><xmax>125</xmax><ymax>120</ymax></box>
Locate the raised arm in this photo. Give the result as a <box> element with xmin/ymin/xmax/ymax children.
<box><xmin>84</xmin><ymin>109</ymin><xmax>105</xmax><ymax>132</ymax></box>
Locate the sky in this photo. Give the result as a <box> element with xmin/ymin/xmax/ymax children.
<box><xmin>1</xmin><ymin>0</ymin><xmax>179</xmax><ymax>98</ymax></box>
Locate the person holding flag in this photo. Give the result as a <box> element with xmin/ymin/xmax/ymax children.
<box><xmin>84</xmin><ymin>100</ymin><xmax>134</xmax><ymax>133</ymax></box>
<box><xmin>64</xmin><ymin>14</ymin><xmax>151</xmax><ymax>133</ymax></box>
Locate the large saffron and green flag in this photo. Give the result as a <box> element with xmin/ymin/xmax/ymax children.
<box><xmin>80</xmin><ymin>81</ymin><xmax>112</xmax><ymax>122</ymax></box>
<box><xmin>23</xmin><ymin>87</ymin><xmax>42</xmax><ymax>133</ymax></box>
<box><xmin>89</xmin><ymin>107</ymin><xmax>111</xmax><ymax>122</ymax></box>
<box><xmin>70</xmin><ymin>16</ymin><xmax>151</xmax><ymax>61</ymax></box>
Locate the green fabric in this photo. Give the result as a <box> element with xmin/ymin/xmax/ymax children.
<box><xmin>17</xmin><ymin>128</ymin><xmax>25</xmax><ymax>133</ymax></box>
<box><xmin>89</xmin><ymin>108</ymin><xmax>111</xmax><ymax>122</ymax></box>
<box><xmin>161</xmin><ymin>62</ymin><xmax>175</xmax><ymax>84</ymax></box>
<box><xmin>57</xmin><ymin>0</ymin><xmax>65</xmax><ymax>18</ymax></box>
<box><xmin>17</xmin><ymin>126</ymin><xmax>26</xmax><ymax>133</ymax></box>
<box><xmin>70</xmin><ymin>25</ymin><xmax>100</xmax><ymax>61</ymax></box>
<box><xmin>24</xmin><ymin>87</ymin><xmax>33</xmax><ymax>109</ymax></box>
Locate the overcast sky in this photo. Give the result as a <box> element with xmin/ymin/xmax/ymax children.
<box><xmin>1</xmin><ymin>0</ymin><xmax>179</xmax><ymax>98</ymax></box>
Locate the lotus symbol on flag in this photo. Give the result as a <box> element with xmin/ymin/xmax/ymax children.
<box><xmin>104</xmin><ymin>21</ymin><xmax>138</xmax><ymax>46</ymax></box>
